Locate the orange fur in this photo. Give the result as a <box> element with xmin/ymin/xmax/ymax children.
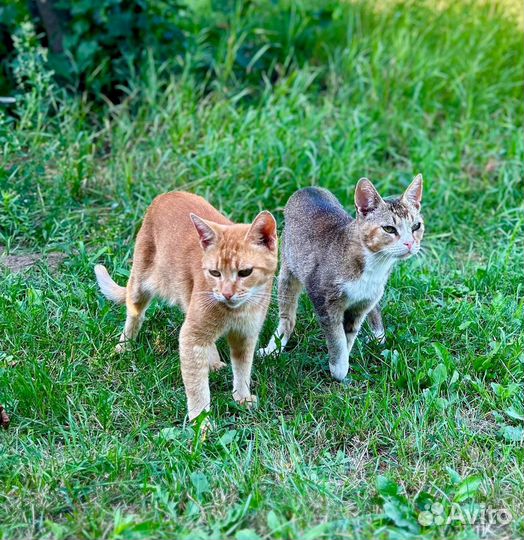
<box><xmin>95</xmin><ymin>192</ymin><xmax>278</xmax><ymax>420</ymax></box>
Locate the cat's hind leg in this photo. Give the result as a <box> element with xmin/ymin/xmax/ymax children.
<box><xmin>317</xmin><ymin>308</ymin><xmax>349</xmax><ymax>381</ymax></box>
<box><xmin>306</xmin><ymin>287</ymin><xmax>350</xmax><ymax>380</ymax></box>
<box><xmin>366</xmin><ymin>305</ymin><xmax>386</xmax><ymax>344</ymax></box>
<box><xmin>116</xmin><ymin>277</ymin><xmax>152</xmax><ymax>353</ymax></box>
<box><xmin>258</xmin><ymin>263</ymin><xmax>302</xmax><ymax>356</ymax></box>
<box><xmin>343</xmin><ymin>307</ymin><xmax>367</xmax><ymax>359</ymax></box>
<box><xmin>208</xmin><ymin>344</ymin><xmax>226</xmax><ymax>372</ymax></box>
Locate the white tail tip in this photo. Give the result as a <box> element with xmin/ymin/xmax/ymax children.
<box><xmin>94</xmin><ymin>264</ymin><xmax>126</xmax><ymax>304</ymax></box>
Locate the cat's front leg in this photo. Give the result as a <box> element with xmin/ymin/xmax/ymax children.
<box><xmin>228</xmin><ymin>330</ymin><xmax>257</xmax><ymax>406</ymax></box>
<box><xmin>179</xmin><ymin>320</ymin><xmax>212</xmax><ymax>421</ymax></box>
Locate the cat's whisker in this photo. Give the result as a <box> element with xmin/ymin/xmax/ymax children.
<box><xmin>247</xmin><ymin>299</ymin><xmax>271</xmax><ymax>310</ymax></box>
<box><xmin>248</xmin><ymin>293</ymin><xmax>274</xmax><ymax>300</ymax></box>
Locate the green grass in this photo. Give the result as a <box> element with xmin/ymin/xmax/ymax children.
<box><xmin>1</xmin><ymin>1</ymin><xmax>523</xmax><ymax>538</ymax></box>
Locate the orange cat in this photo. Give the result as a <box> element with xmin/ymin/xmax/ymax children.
<box><xmin>95</xmin><ymin>192</ymin><xmax>278</xmax><ymax>420</ymax></box>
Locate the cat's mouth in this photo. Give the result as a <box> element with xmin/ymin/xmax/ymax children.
<box><xmin>223</xmin><ymin>299</ymin><xmax>244</xmax><ymax>309</ymax></box>
<box><xmin>398</xmin><ymin>248</ymin><xmax>419</xmax><ymax>259</ymax></box>
<box><xmin>213</xmin><ymin>294</ymin><xmax>247</xmax><ymax>309</ymax></box>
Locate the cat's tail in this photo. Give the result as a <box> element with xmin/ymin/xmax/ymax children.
<box><xmin>94</xmin><ymin>264</ymin><xmax>126</xmax><ymax>304</ymax></box>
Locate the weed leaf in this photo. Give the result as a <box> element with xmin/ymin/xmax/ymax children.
<box><xmin>454</xmin><ymin>475</ymin><xmax>482</xmax><ymax>502</ymax></box>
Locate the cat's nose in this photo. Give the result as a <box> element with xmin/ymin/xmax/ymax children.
<box><xmin>222</xmin><ymin>291</ymin><xmax>234</xmax><ymax>300</ymax></box>
<box><xmin>404</xmin><ymin>241</ymin><xmax>414</xmax><ymax>251</ymax></box>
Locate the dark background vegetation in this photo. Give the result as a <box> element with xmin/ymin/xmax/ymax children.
<box><xmin>1</xmin><ymin>0</ymin><xmax>362</xmax><ymax>100</ymax></box>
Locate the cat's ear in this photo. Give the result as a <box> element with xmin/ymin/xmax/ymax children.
<box><xmin>355</xmin><ymin>178</ymin><xmax>384</xmax><ymax>216</ymax></box>
<box><xmin>402</xmin><ymin>173</ymin><xmax>423</xmax><ymax>210</ymax></box>
<box><xmin>245</xmin><ymin>211</ymin><xmax>277</xmax><ymax>251</ymax></box>
<box><xmin>190</xmin><ymin>213</ymin><xmax>218</xmax><ymax>250</ymax></box>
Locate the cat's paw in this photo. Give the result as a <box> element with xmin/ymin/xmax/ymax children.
<box><xmin>257</xmin><ymin>344</ymin><xmax>279</xmax><ymax>357</ymax></box>
<box><xmin>115</xmin><ymin>342</ymin><xmax>129</xmax><ymax>354</ymax></box>
<box><xmin>197</xmin><ymin>416</ymin><xmax>212</xmax><ymax>441</ymax></box>
<box><xmin>209</xmin><ymin>359</ymin><xmax>226</xmax><ymax>372</ymax></box>
<box><xmin>234</xmin><ymin>394</ymin><xmax>258</xmax><ymax>408</ymax></box>
<box><xmin>188</xmin><ymin>414</ymin><xmax>212</xmax><ymax>445</ymax></box>
<box><xmin>364</xmin><ymin>332</ymin><xmax>386</xmax><ymax>345</ymax></box>
<box><xmin>257</xmin><ymin>347</ymin><xmax>276</xmax><ymax>356</ymax></box>
<box><xmin>329</xmin><ymin>362</ymin><xmax>349</xmax><ymax>382</ymax></box>
<box><xmin>374</xmin><ymin>332</ymin><xmax>386</xmax><ymax>345</ymax></box>
<box><xmin>258</xmin><ymin>333</ymin><xmax>287</xmax><ymax>357</ymax></box>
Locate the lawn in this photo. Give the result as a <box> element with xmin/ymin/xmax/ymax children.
<box><xmin>0</xmin><ymin>1</ymin><xmax>523</xmax><ymax>539</ymax></box>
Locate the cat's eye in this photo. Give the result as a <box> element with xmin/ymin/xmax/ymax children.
<box><xmin>382</xmin><ymin>226</ymin><xmax>398</xmax><ymax>234</ymax></box>
<box><xmin>238</xmin><ymin>268</ymin><xmax>253</xmax><ymax>278</ymax></box>
<box><xmin>412</xmin><ymin>222</ymin><xmax>421</xmax><ymax>231</ymax></box>
<box><xmin>209</xmin><ymin>269</ymin><xmax>221</xmax><ymax>277</ymax></box>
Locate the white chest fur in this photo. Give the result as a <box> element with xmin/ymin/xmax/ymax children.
<box><xmin>342</xmin><ymin>254</ymin><xmax>395</xmax><ymax>307</ymax></box>
<box><xmin>225</xmin><ymin>310</ymin><xmax>265</xmax><ymax>338</ymax></box>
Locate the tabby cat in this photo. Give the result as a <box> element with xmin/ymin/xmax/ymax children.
<box><xmin>260</xmin><ymin>175</ymin><xmax>424</xmax><ymax>381</ymax></box>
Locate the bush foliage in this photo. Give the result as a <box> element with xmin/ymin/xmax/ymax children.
<box><xmin>2</xmin><ymin>0</ymin><xmax>321</xmax><ymax>98</ymax></box>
